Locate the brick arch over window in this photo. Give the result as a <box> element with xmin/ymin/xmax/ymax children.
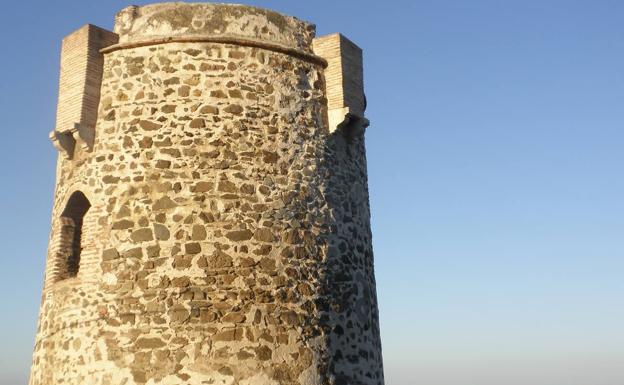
<box><xmin>60</xmin><ymin>191</ymin><xmax>91</xmax><ymax>279</ymax></box>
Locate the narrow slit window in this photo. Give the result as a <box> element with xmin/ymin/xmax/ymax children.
<box><xmin>60</xmin><ymin>191</ymin><xmax>91</xmax><ymax>278</ymax></box>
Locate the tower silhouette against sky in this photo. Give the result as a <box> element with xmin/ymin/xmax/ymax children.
<box><xmin>30</xmin><ymin>3</ymin><xmax>383</xmax><ymax>384</ymax></box>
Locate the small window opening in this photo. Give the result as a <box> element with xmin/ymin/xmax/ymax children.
<box><xmin>60</xmin><ymin>191</ymin><xmax>91</xmax><ymax>278</ymax></box>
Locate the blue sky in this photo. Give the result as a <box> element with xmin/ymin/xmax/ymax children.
<box><xmin>1</xmin><ymin>1</ymin><xmax>623</xmax><ymax>384</ymax></box>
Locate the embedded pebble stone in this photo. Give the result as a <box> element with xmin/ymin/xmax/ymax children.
<box><xmin>153</xmin><ymin>224</ymin><xmax>170</xmax><ymax>240</ymax></box>
<box><xmin>138</xmin><ymin>120</ymin><xmax>160</xmax><ymax>131</ymax></box>
<box><xmin>189</xmin><ymin>118</ymin><xmax>205</xmax><ymax>128</ymax></box>
<box><xmin>191</xmin><ymin>225</ymin><xmax>207</xmax><ymax>240</ymax></box>
<box><xmin>225</xmin><ymin>229</ymin><xmax>253</xmax><ymax>241</ymax></box>
<box><xmin>254</xmin><ymin>228</ymin><xmax>276</xmax><ymax>242</ymax></box>
<box><xmin>184</xmin><ymin>243</ymin><xmax>201</xmax><ymax>254</ymax></box>
<box><xmin>130</xmin><ymin>228</ymin><xmax>153</xmax><ymax>242</ymax></box>
<box><xmin>102</xmin><ymin>248</ymin><xmax>119</xmax><ymax>261</ymax></box>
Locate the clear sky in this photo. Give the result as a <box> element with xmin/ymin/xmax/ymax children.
<box><xmin>0</xmin><ymin>1</ymin><xmax>622</xmax><ymax>384</ymax></box>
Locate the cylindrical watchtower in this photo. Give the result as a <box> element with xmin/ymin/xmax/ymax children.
<box><xmin>30</xmin><ymin>3</ymin><xmax>383</xmax><ymax>385</ymax></box>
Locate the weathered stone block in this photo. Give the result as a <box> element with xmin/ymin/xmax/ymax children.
<box><xmin>225</xmin><ymin>229</ymin><xmax>253</xmax><ymax>241</ymax></box>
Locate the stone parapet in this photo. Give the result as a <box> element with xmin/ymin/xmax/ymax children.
<box><xmin>313</xmin><ymin>33</ymin><xmax>368</xmax><ymax>133</ymax></box>
<box><xmin>52</xmin><ymin>24</ymin><xmax>118</xmax><ymax>158</ymax></box>
<box><xmin>113</xmin><ymin>3</ymin><xmax>315</xmax><ymax>53</ymax></box>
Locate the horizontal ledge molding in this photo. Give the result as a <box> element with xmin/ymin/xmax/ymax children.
<box><xmin>100</xmin><ymin>34</ymin><xmax>328</xmax><ymax>67</ymax></box>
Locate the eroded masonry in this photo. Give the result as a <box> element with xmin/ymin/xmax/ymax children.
<box><xmin>31</xmin><ymin>3</ymin><xmax>383</xmax><ymax>385</ymax></box>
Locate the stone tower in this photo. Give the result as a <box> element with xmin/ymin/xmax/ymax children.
<box><xmin>30</xmin><ymin>3</ymin><xmax>382</xmax><ymax>385</ymax></box>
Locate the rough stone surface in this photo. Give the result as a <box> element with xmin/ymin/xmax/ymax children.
<box><xmin>30</xmin><ymin>3</ymin><xmax>383</xmax><ymax>385</ymax></box>
<box><xmin>113</xmin><ymin>3</ymin><xmax>316</xmax><ymax>52</ymax></box>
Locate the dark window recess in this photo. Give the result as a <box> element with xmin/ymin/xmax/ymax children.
<box><xmin>61</xmin><ymin>191</ymin><xmax>91</xmax><ymax>277</ymax></box>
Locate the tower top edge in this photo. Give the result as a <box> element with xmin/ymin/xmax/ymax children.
<box><xmin>113</xmin><ymin>2</ymin><xmax>316</xmax><ymax>52</ymax></box>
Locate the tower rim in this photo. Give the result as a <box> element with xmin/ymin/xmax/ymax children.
<box><xmin>113</xmin><ymin>2</ymin><xmax>317</xmax><ymax>53</ymax></box>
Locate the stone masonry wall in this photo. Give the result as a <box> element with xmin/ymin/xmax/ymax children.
<box><xmin>30</xmin><ymin>4</ymin><xmax>383</xmax><ymax>385</ymax></box>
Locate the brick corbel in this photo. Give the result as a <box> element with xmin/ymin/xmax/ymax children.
<box><xmin>49</xmin><ymin>130</ymin><xmax>75</xmax><ymax>159</ymax></box>
<box><xmin>328</xmin><ymin>107</ymin><xmax>370</xmax><ymax>136</ymax></box>
<box><xmin>69</xmin><ymin>123</ymin><xmax>95</xmax><ymax>151</ymax></box>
